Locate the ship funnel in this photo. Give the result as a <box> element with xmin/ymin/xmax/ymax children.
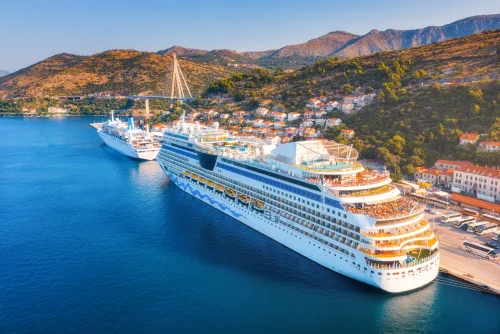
<box><xmin>128</xmin><ymin>116</ymin><xmax>134</xmax><ymax>130</ymax></box>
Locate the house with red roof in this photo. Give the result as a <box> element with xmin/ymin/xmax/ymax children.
<box><xmin>459</xmin><ymin>133</ymin><xmax>480</xmax><ymax>145</ymax></box>
<box><xmin>479</xmin><ymin>140</ymin><xmax>500</xmax><ymax>152</ymax></box>
<box><xmin>340</xmin><ymin>129</ymin><xmax>355</xmax><ymax>139</ymax></box>
<box><xmin>452</xmin><ymin>165</ymin><xmax>500</xmax><ymax>202</ymax></box>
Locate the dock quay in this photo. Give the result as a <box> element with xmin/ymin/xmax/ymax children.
<box><xmin>426</xmin><ymin>211</ymin><xmax>500</xmax><ymax>295</ymax></box>
<box><xmin>440</xmin><ymin>247</ymin><xmax>500</xmax><ymax>295</ymax></box>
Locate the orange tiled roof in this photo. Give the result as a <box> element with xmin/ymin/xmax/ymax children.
<box><xmin>440</xmin><ymin>169</ymin><xmax>454</xmax><ymax>176</ymax></box>
<box><xmin>450</xmin><ymin>193</ymin><xmax>500</xmax><ymax>213</ymax></box>
<box><xmin>456</xmin><ymin>165</ymin><xmax>500</xmax><ymax>178</ymax></box>
<box><xmin>435</xmin><ymin>160</ymin><xmax>470</xmax><ymax>167</ymax></box>
<box><xmin>460</xmin><ymin>133</ymin><xmax>479</xmax><ymax>141</ymax></box>
<box><xmin>416</xmin><ymin>167</ymin><xmax>440</xmax><ymax>175</ymax></box>
<box><xmin>479</xmin><ymin>141</ymin><xmax>500</xmax><ymax>147</ymax></box>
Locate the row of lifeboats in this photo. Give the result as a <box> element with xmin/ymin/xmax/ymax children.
<box><xmin>183</xmin><ymin>170</ymin><xmax>264</xmax><ymax>212</ymax></box>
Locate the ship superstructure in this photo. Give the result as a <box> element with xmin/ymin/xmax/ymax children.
<box><xmin>156</xmin><ymin>120</ymin><xmax>439</xmax><ymax>293</ymax></box>
<box><xmin>97</xmin><ymin>112</ymin><xmax>161</xmax><ymax>160</ymax></box>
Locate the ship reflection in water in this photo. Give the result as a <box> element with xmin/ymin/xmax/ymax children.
<box><xmin>129</xmin><ymin>161</ymin><xmax>165</xmax><ymax>187</ymax></box>
<box><xmin>375</xmin><ymin>282</ymin><xmax>438</xmax><ymax>332</ymax></box>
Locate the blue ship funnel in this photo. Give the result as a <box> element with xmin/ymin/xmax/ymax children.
<box><xmin>128</xmin><ymin>117</ymin><xmax>134</xmax><ymax>130</ymax></box>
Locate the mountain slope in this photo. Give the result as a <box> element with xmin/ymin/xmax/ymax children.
<box><xmin>264</xmin><ymin>31</ymin><xmax>359</xmax><ymax>58</ymax></box>
<box><xmin>218</xmin><ymin>30</ymin><xmax>500</xmax><ymax>109</ymax></box>
<box><xmin>333</xmin><ymin>14</ymin><xmax>500</xmax><ymax>58</ymax></box>
<box><xmin>156</xmin><ymin>14</ymin><xmax>500</xmax><ymax>69</ymax></box>
<box><xmin>0</xmin><ymin>54</ymin><xmax>87</xmax><ymax>96</ymax></box>
<box><xmin>0</xmin><ymin>69</ymin><xmax>9</xmax><ymax>77</ymax></box>
<box><xmin>0</xmin><ymin>50</ymin><xmax>240</xmax><ymax>98</ymax></box>
<box><xmin>157</xmin><ymin>45</ymin><xmax>208</xmax><ymax>57</ymax></box>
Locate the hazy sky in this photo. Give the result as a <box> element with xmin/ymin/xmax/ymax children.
<box><xmin>1</xmin><ymin>0</ymin><xmax>499</xmax><ymax>72</ymax></box>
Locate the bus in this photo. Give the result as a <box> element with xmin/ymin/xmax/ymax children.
<box><xmin>461</xmin><ymin>208</ymin><xmax>480</xmax><ymax>217</ymax></box>
<box><xmin>453</xmin><ymin>215</ymin><xmax>476</xmax><ymax>228</ymax></box>
<box><xmin>462</xmin><ymin>241</ymin><xmax>499</xmax><ymax>260</ymax></box>
<box><xmin>475</xmin><ymin>223</ymin><xmax>498</xmax><ymax>235</ymax></box>
<box><xmin>493</xmin><ymin>231</ymin><xmax>500</xmax><ymax>241</ymax></box>
<box><xmin>441</xmin><ymin>212</ymin><xmax>461</xmax><ymax>223</ymax></box>
<box><xmin>429</xmin><ymin>198</ymin><xmax>451</xmax><ymax>209</ymax></box>
<box><xmin>480</xmin><ymin>214</ymin><xmax>500</xmax><ymax>225</ymax></box>
<box><xmin>467</xmin><ymin>221</ymin><xmax>489</xmax><ymax>233</ymax></box>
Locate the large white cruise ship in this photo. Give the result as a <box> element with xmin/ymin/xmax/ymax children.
<box><xmin>97</xmin><ymin>112</ymin><xmax>161</xmax><ymax>160</ymax></box>
<box><xmin>156</xmin><ymin>120</ymin><xmax>440</xmax><ymax>293</ymax></box>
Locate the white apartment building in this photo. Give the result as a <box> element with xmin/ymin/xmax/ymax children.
<box><xmin>452</xmin><ymin>165</ymin><xmax>500</xmax><ymax>203</ymax></box>
<box><xmin>479</xmin><ymin>141</ymin><xmax>500</xmax><ymax>152</ymax></box>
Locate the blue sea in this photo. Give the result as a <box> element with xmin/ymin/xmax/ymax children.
<box><xmin>0</xmin><ymin>116</ymin><xmax>499</xmax><ymax>333</ymax></box>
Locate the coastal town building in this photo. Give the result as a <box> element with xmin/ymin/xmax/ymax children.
<box><xmin>326</xmin><ymin>101</ymin><xmax>339</xmax><ymax>111</ymax></box>
<box><xmin>259</xmin><ymin>99</ymin><xmax>272</xmax><ymax>107</ymax></box>
<box><xmin>478</xmin><ymin>140</ymin><xmax>500</xmax><ymax>152</ymax></box>
<box><xmin>301</xmin><ymin>127</ymin><xmax>317</xmax><ymax>138</ymax></box>
<box><xmin>269</xmin><ymin>111</ymin><xmax>287</xmax><ymax>121</ymax></box>
<box><xmin>263</xmin><ymin>120</ymin><xmax>274</xmax><ymax>128</ymax></box>
<box><xmin>288</xmin><ymin>112</ymin><xmax>301</xmax><ymax>122</ymax></box>
<box><xmin>414</xmin><ymin>167</ymin><xmax>440</xmax><ymax>186</ymax></box>
<box><xmin>450</xmin><ymin>193</ymin><xmax>500</xmax><ymax>215</ymax></box>
<box><xmin>451</xmin><ymin>165</ymin><xmax>500</xmax><ymax>203</ymax></box>
<box><xmin>48</xmin><ymin>107</ymin><xmax>69</xmax><ymax>114</ymax></box>
<box><xmin>273</xmin><ymin>121</ymin><xmax>286</xmax><ymax>129</ymax></box>
<box><xmin>414</xmin><ymin>167</ymin><xmax>454</xmax><ymax>188</ymax></box>
<box><xmin>255</xmin><ymin>107</ymin><xmax>269</xmax><ymax>116</ymax></box>
<box><xmin>326</xmin><ymin>118</ymin><xmax>342</xmax><ymax>127</ymax></box>
<box><xmin>340</xmin><ymin>129</ymin><xmax>355</xmax><ymax>139</ymax></box>
<box><xmin>300</xmin><ymin>119</ymin><xmax>313</xmax><ymax>128</ymax></box>
<box><xmin>459</xmin><ymin>133</ymin><xmax>480</xmax><ymax>145</ymax></box>
<box><xmin>253</xmin><ymin>119</ymin><xmax>264</xmax><ymax>127</ymax></box>
<box><xmin>339</xmin><ymin>102</ymin><xmax>355</xmax><ymax>114</ymax></box>
<box><xmin>303</xmin><ymin>110</ymin><xmax>314</xmax><ymax>119</ymax></box>
<box><xmin>314</xmin><ymin>109</ymin><xmax>327</xmax><ymax>118</ymax></box>
<box><xmin>433</xmin><ymin>160</ymin><xmax>471</xmax><ymax>171</ymax></box>
<box><xmin>306</xmin><ymin>98</ymin><xmax>322</xmax><ymax>109</ymax></box>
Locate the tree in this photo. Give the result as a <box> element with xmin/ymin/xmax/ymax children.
<box><xmin>409</xmin><ymin>155</ymin><xmax>424</xmax><ymax>166</ymax></box>
<box><xmin>491</xmin><ymin>118</ymin><xmax>500</xmax><ymax>141</ymax></box>
<box><xmin>342</xmin><ymin>84</ymin><xmax>353</xmax><ymax>95</ymax></box>
<box><xmin>471</xmin><ymin>104</ymin><xmax>480</xmax><ymax>115</ymax></box>
<box><xmin>402</xmin><ymin>164</ymin><xmax>415</xmax><ymax>175</ymax></box>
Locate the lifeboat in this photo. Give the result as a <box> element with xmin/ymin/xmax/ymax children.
<box><xmin>238</xmin><ymin>193</ymin><xmax>250</xmax><ymax>206</ymax></box>
<box><xmin>199</xmin><ymin>177</ymin><xmax>206</xmax><ymax>187</ymax></box>
<box><xmin>207</xmin><ymin>180</ymin><xmax>215</xmax><ymax>189</ymax></box>
<box><xmin>215</xmin><ymin>184</ymin><xmax>224</xmax><ymax>193</ymax></box>
<box><xmin>225</xmin><ymin>188</ymin><xmax>236</xmax><ymax>199</ymax></box>
<box><xmin>192</xmin><ymin>174</ymin><xmax>199</xmax><ymax>183</ymax></box>
<box><xmin>184</xmin><ymin>171</ymin><xmax>191</xmax><ymax>178</ymax></box>
<box><xmin>251</xmin><ymin>199</ymin><xmax>265</xmax><ymax>212</ymax></box>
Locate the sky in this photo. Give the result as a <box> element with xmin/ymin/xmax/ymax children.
<box><xmin>1</xmin><ymin>0</ymin><xmax>500</xmax><ymax>72</ymax></box>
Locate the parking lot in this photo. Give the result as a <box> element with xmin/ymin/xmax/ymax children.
<box><xmin>423</xmin><ymin>207</ymin><xmax>500</xmax><ymax>290</ymax></box>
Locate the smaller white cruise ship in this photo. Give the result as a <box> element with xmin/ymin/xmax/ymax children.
<box><xmin>97</xmin><ymin>112</ymin><xmax>161</xmax><ymax>160</ymax></box>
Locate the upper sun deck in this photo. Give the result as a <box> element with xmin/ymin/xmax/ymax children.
<box><xmin>268</xmin><ymin>140</ymin><xmax>363</xmax><ymax>175</ymax></box>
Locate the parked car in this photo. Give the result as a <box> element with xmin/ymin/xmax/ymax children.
<box><xmin>426</xmin><ymin>208</ymin><xmax>440</xmax><ymax>215</ymax></box>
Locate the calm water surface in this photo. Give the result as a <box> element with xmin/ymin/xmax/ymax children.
<box><xmin>0</xmin><ymin>117</ymin><xmax>499</xmax><ymax>333</ymax></box>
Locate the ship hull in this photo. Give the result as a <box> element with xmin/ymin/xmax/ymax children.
<box><xmin>98</xmin><ymin>131</ymin><xmax>159</xmax><ymax>160</ymax></box>
<box><xmin>162</xmin><ymin>170</ymin><xmax>439</xmax><ymax>293</ymax></box>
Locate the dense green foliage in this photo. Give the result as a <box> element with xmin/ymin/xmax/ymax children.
<box><xmin>335</xmin><ymin>81</ymin><xmax>500</xmax><ymax>180</ymax></box>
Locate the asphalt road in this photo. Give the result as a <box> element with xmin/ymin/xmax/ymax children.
<box><xmin>424</xmin><ymin>209</ymin><xmax>500</xmax><ymax>290</ymax></box>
